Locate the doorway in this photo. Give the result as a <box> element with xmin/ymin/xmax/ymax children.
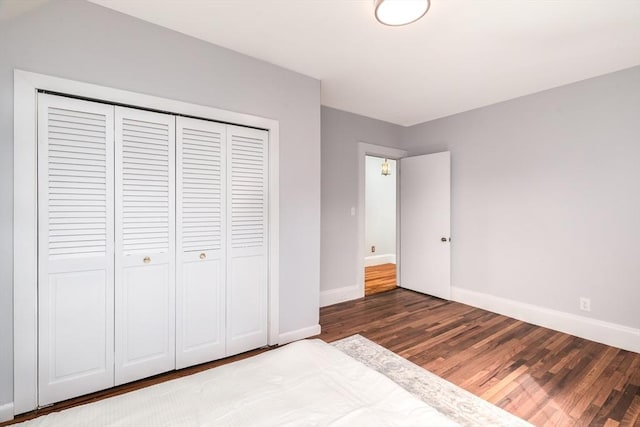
<box><xmin>364</xmin><ymin>155</ymin><xmax>397</xmax><ymax>295</ymax></box>
<box><xmin>356</xmin><ymin>143</ymin><xmax>451</xmax><ymax>304</ymax></box>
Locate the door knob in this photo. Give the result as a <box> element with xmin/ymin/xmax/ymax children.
<box><xmin>441</xmin><ymin>237</ymin><xmax>448</xmax><ymax>242</ymax></box>
<box><xmin>143</xmin><ymin>256</ymin><xmax>151</xmax><ymax>264</ymax></box>
<box><xmin>199</xmin><ymin>252</ymin><xmax>206</xmax><ymax>260</ymax></box>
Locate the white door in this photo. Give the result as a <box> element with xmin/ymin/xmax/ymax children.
<box><xmin>399</xmin><ymin>151</ymin><xmax>451</xmax><ymax>299</ymax></box>
<box><xmin>37</xmin><ymin>94</ymin><xmax>115</xmax><ymax>405</ymax></box>
<box><xmin>226</xmin><ymin>125</ymin><xmax>268</xmax><ymax>356</ymax></box>
<box><xmin>114</xmin><ymin>107</ymin><xmax>176</xmax><ymax>384</ymax></box>
<box><xmin>176</xmin><ymin>117</ymin><xmax>227</xmax><ymax>368</ymax></box>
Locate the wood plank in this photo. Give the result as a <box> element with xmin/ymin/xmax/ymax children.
<box><xmin>364</xmin><ymin>263</ymin><xmax>396</xmax><ymax>295</ymax></box>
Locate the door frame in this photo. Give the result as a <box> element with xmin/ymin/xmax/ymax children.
<box><xmin>357</xmin><ymin>142</ymin><xmax>407</xmax><ymax>298</ymax></box>
<box><xmin>13</xmin><ymin>69</ymin><xmax>280</xmax><ymax>414</ymax></box>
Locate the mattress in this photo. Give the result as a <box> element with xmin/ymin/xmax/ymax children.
<box><xmin>18</xmin><ymin>339</ymin><xmax>461</xmax><ymax>426</ymax></box>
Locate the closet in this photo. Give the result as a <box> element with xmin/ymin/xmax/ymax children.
<box><xmin>37</xmin><ymin>93</ymin><xmax>268</xmax><ymax>405</ymax></box>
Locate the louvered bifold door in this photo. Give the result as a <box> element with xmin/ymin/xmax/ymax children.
<box><xmin>114</xmin><ymin>107</ymin><xmax>176</xmax><ymax>385</ymax></box>
<box><xmin>37</xmin><ymin>94</ymin><xmax>115</xmax><ymax>405</ymax></box>
<box><xmin>176</xmin><ymin>117</ymin><xmax>226</xmax><ymax>369</ymax></box>
<box><xmin>226</xmin><ymin>125</ymin><xmax>269</xmax><ymax>356</ymax></box>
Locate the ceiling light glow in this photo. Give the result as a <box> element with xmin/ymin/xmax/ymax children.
<box><xmin>375</xmin><ymin>0</ymin><xmax>430</xmax><ymax>26</ymax></box>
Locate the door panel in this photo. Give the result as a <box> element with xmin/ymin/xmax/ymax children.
<box><xmin>115</xmin><ymin>106</ymin><xmax>175</xmax><ymax>385</ymax></box>
<box><xmin>176</xmin><ymin>117</ymin><xmax>226</xmax><ymax>368</ymax></box>
<box><xmin>179</xmin><ymin>256</ymin><xmax>224</xmax><ymax>361</ymax></box>
<box><xmin>121</xmin><ymin>263</ymin><xmax>171</xmax><ymax>363</ymax></box>
<box><xmin>399</xmin><ymin>151</ymin><xmax>451</xmax><ymax>299</ymax></box>
<box><xmin>228</xmin><ymin>252</ymin><xmax>266</xmax><ymax>351</ymax></box>
<box><xmin>226</xmin><ymin>125</ymin><xmax>268</xmax><ymax>356</ymax></box>
<box><xmin>37</xmin><ymin>94</ymin><xmax>115</xmax><ymax>405</ymax></box>
<box><xmin>48</xmin><ymin>270</ymin><xmax>108</xmax><ymax>378</ymax></box>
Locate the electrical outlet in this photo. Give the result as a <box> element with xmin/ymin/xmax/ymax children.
<box><xmin>579</xmin><ymin>297</ymin><xmax>591</xmax><ymax>312</ymax></box>
<box><xmin>371</xmin><ymin>245</ymin><xmax>376</xmax><ymax>253</ymax></box>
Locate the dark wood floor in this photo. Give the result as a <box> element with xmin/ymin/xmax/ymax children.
<box><xmin>319</xmin><ymin>288</ymin><xmax>640</xmax><ymax>427</ymax></box>
<box><xmin>5</xmin><ymin>288</ymin><xmax>639</xmax><ymax>426</ymax></box>
<box><xmin>365</xmin><ymin>263</ymin><xmax>397</xmax><ymax>296</ymax></box>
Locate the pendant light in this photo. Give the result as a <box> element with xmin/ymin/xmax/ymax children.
<box><xmin>381</xmin><ymin>158</ymin><xmax>391</xmax><ymax>176</ymax></box>
<box><xmin>374</xmin><ymin>0</ymin><xmax>430</xmax><ymax>27</ymax></box>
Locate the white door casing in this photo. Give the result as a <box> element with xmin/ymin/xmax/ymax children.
<box><xmin>176</xmin><ymin>117</ymin><xmax>227</xmax><ymax>368</ymax></box>
<box><xmin>399</xmin><ymin>151</ymin><xmax>451</xmax><ymax>299</ymax></box>
<box><xmin>37</xmin><ymin>94</ymin><xmax>115</xmax><ymax>405</ymax></box>
<box><xmin>226</xmin><ymin>125</ymin><xmax>269</xmax><ymax>355</ymax></box>
<box><xmin>114</xmin><ymin>106</ymin><xmax>176</xmax><ymax>385</ymax></box>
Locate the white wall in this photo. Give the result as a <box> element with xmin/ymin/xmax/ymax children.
<box><xmin>0</xmin><ymin>0</ymin><xmax>321</xmax><ymax>410</ymax></box>
<box><xmin>365</xmin><ymin>156</ymin><xmax>396</xmax><ymax>264</ymax></box>
<box><xmin>321</xmin><ymin>107</ymin><xmax>403</xmax><ymax>293</ymax></box>
<box><xmin>402</xmin><ymin>66</ymin><xmax>640</xmax><ymax>331</ymax></box>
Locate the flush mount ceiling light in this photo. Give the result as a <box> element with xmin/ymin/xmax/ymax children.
<box><xmin>374</xmin><ymin>0</ymin><xmax>430</xmax><ymax>26</ymax></box>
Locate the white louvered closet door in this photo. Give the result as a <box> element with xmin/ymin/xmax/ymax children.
<box><xmin>176</xmin><ymin>117</ymin><xmax>226</xmax><ymax>369</ymax></box>
<box><xmin>37</xmin><ymin>94</ymin><xmax>115</xmax><ymax>405</ymax></box>
<box><xmin>114</xmin><ymin>107</ymin><xmax>176</xmax><ymax>385</ymax></box>
<box><xmin>226</xmin><ymin>125</ymin><xmax>269</xmax><ymax>356</ymax></box>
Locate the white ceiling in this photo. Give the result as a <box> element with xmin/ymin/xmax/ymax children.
<box><xmin>88</xmin><ymin>0</ymin><xmax>640</xmax><ymax>126</ymax></box>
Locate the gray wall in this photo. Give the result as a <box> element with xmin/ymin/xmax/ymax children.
<box><xmin>402</xmin><ymin>66</ymin><xmax>640</xmax><ymax>329</ymax></box>
<box><xmin>0</xmin><ymin>0</ymin><xmax>321</xmax><ymax>407</ymax></box>
<box><xmin>321</xmin><ymin>107</ymin><xmax>403</xmax><ymax>292</ymax></box>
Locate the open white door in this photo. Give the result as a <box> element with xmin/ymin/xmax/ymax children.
<box><xmin>399</xmin><ymin>151</ymin><xmax>451</xmax><ymax>299</ymax></box>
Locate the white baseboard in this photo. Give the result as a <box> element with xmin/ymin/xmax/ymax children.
<box><xmin>451</xmin><ymin>287</ymin><xmax>640</xmax><ymax>354</ymax></box>
<box><xmin>364</xmin><ymin>254</ymin><xmax>396</xmax><ymax>267</ymax></box>
<box><xmin>0</xmin><ymin>402</ymin><xmax>13</xmax><ymax>423</ymax></box>
<box><xmin>278</xmin><ymin>324</ymin><xmax>321</xmax><ymax>345</ymax></box>
<box><xmin>319</xmin><ymin>284</ymin><xmax>362</xmax><ymax>307</ymax></box>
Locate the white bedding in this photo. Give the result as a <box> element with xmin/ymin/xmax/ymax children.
<box><xmin>19</xmin><ymin>339</ymin><xmax>460</xmax><ymax>426</ymax></box>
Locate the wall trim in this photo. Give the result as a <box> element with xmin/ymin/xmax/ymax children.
<box><xmin>320</xmin><ymin>284</ymin><xmax>362</xmax><ymax>308</ymax></box>
<box><xmin>364</xmin><ymin>253</ymin><xmax>396</xmax><ymax>267</ymax></box>
<box><xmin>13</xmin><ymin>69</ymin><xmax>280</xmax><ymax>414</ymax></box>
<box><xmin>0</xmin><ymin>402</ymin><xmax>14</xmax><ymax>423</ymax></box>
<box><xmin>451</xmin><ymin>287</ymin><xmax>640</xmax><ymax>354</ymax></box>
<box><xmin>278</xmin><ymin>325</ymin><xmax>321</xmax><ymax>345</ymax></box>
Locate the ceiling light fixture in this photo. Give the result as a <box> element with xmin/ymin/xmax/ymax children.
<box><xmin>381</xmin><ymin>158</ymin><xmax>391</xmax><ymax>176</ymax></box>
<box><xmin>374</xmin><ymin>0</ymin><xmax>430</xmax><ymax>26</ymax></box>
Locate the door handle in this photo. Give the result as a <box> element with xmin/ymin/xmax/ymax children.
<box><xmin>143</xmin><ymin>256</ymin><xmax>151</xmax><ymax>264</ymax></box>
<box><xmin>441</xmin><ymin>237</ymin><xmax>448</xmax><ymax>242</ymax></box>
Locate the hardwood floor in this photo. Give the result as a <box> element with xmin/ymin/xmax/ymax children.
<box><xmin>365</xmin><ymin>262</ymin><xmax>397</xmax><ymax>295</ymax></box>
<box><xmin>319</xmin><ymin>288</ymin><xmax>640</xmax><ymax>427</ymax></box>
<box><xmin>5</xmin><ymin>288</ymin><xmax>639</xmax><ymax>426</ymax></box>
